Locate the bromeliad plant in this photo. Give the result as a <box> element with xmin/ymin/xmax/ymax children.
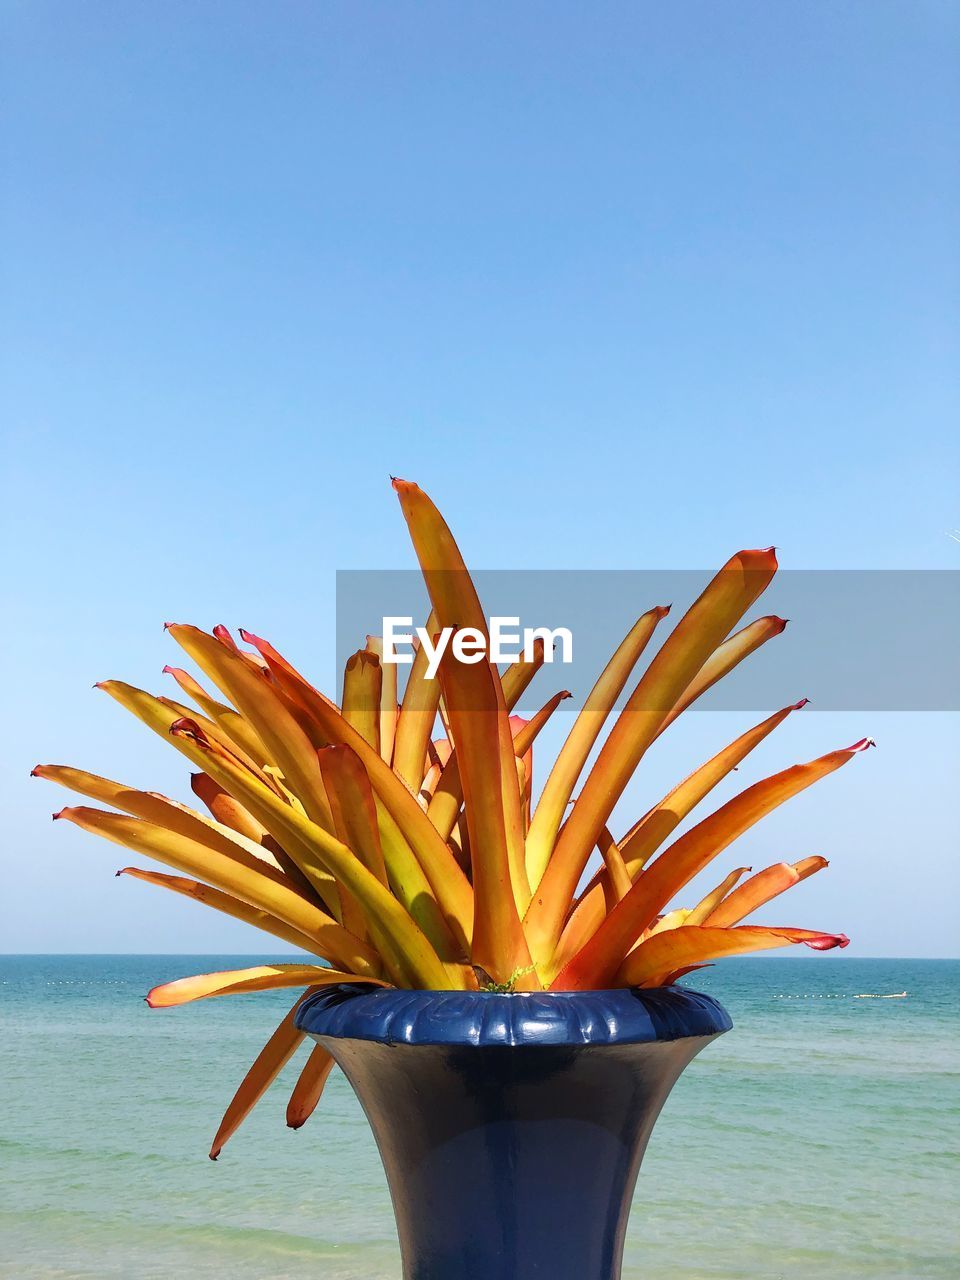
<box><xmin>36</xmin><ymin>480</ymin><xmax>868</xmax><ymax>1157</ymax></box>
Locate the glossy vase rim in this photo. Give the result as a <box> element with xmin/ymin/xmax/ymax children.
<box><xmin>295</xmin><ymin>982</ymin><xmax>732</xmax><ymax>1048</ymax></box>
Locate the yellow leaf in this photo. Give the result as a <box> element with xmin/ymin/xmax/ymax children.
<box><xmin>117</xmin><ymin>866</ymin><xmax>322</xmax><ymax>954</ymax></box>
<box><xmin>146</xmin><ymin>964</ymin><xmax>387</xmax><ymax>1007</ymax></box>
<box><xmin>55</xmin><ymin>805</ymin><xmax>380</xmax><ymax>977</ymax></box>
<box><xmin>525</xmin><ymin>609</ymin><xmax>666</xmax><ymax>890</ymax></box>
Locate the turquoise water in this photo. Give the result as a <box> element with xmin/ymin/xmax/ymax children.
<box><xmin>1</xmin><ymin>956</ymin><xmax>956</xmax><ymax>1279</ymax></box>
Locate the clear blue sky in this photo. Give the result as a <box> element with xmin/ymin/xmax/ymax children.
<box><xmin>2</xmin><ymin>2</ymin><xmax>957</xmax><ymax>956</ymax></box>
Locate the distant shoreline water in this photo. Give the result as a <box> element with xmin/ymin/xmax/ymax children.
<box><xmin>2</xmin><ymin>956</ymin><xmax>958</xmax><ymax>1280</ymax></box>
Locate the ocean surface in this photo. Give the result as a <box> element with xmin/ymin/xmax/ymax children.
<box><xmin>1</xmin><ymin>956</ymin><xmax>956</xmax><ymax>1279</ymax></box>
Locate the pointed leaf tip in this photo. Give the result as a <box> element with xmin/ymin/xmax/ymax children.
<box><xmin>793</xmin><ymin>698</ymin><xmax>810</xmax><ymax>710</ymax></box>
<box><xmin>846</xmin><ymin>737</ymin><xmax>876</xmax><ymax>753</ymax></box>
<box><xmin>739</xmin><ymin>547</ymin><xmax>779</xmax><ymax>570</ymax></box>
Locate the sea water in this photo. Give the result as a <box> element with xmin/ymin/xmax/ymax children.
<box><xmin>1</xmin><ymin>956</ymin><xmax>956</xmax><ymax>1279</ymax></box>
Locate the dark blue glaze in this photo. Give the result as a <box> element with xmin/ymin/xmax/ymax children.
<box><xmin>296</xmin><ymin>983</ymin><xmax>731</xmax><ymax>1046</ymax></box>
<box><xmin>297</xmin><ymin>986</ymin><xmax>730</xmax><ymax>1280</ymax></box>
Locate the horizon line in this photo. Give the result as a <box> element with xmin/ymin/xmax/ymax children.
<box><xmin>2</xmin><ymin>951</ymin><xmax>957</xmax><ymax>961</ymax></box>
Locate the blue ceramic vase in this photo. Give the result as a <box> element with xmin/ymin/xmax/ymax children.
<box><xmin>296</xmin><ymin>984</ymin><xmax>731</xmax><ymax>1280</ymax></box>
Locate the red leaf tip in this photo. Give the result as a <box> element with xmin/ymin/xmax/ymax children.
<box><xmin>238</xmin><ymin>628</ymin><xmax>260</xmax><ymax>645</ymax></box>
<box><xmin>846</xmin><ymin>737</ymin><xmax>876</xmax><ymax>753</ymax></box>
<box><xmin>169</xmin><ymin>717</ymin><xmax>210</xmax><ymax>746</ymax></box>
<box><xmin>792</xmin><ymin>697</ymin><xmax>810</xmax><ymax>710</ymax></box>
<box><xmin>803</xmin><ymin>932</ymin><xmax>850</xmax><ymax>951</ymax></box>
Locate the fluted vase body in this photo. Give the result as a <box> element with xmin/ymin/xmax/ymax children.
<box><xmin>296</xmin><ymin>985</ymin><xmax>731</xmax><ymax>1280</ymax></box>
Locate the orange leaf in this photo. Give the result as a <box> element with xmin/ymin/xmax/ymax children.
<box><xmin>552</xmin><ymin>739</ymin><xmax>871</xmax><ymax>988</ymax></box>
<box><xmin>166</xmin><ymin>625</ymin><xmax>336</xmax><ymax>832</ymax></box>
<box><xmin>510</xmin><ymin>690</ymin><xmax>573</xmax><ymax>757</ymax></box>
<box><xmin>393</xmin><ymin>480</ymin><xmax>534</xmax><ymax>982</ymax></box>
<box><xmin>190</xmin><ymin>772</ymin><xmax>268</xmax><ymax>843</ymax></box>
<box><xmin>317</xmin><ymin>746</ymin><xmax>389</xmax><ymax>887</ymax></box>
<box><xmin>656</xmin><ymin>616</ymin><xmax>788</xmax><ymax>736</ymax></box>
<box><xmin>286</xmin><ymin>1045</ymin><xmax>337</xmax><ymax>1129</ymax></box>
<box><xmin>685</xmin><ymin>866</ymin><xmax>752</xmax><ymax>926</ymax></box>
<box><xmin>613</xmin><ymin>924</ymin><xmax>849</xmax><ymax>989</ymax></box>
<box><xmin>365</xmin><ymin>636</ymin><xmax>398</xmax><ymax>765</ymax></box>
<box><xmin>392</xmin><ymin>611</ymin><xmax>441</xmax><ymax>789</ymax></box>
<box><xmin>597</xmin><ymin>826</ymin><xmax>632</xmax><ymax>906</ymax></box>
<box><xmin>434</xmin><ymin>647</ymin><xmax>535</xmax><ymax>985</ymax></box>
<box><xmin>34</xmin><ymin>763</ymin><xmax>289</xmax><ymax>888</ymax></box>
<box><xmin>341</xmin><ymin>650</ymin><xmax>381</xmax><ymax>752</ymax></box>
<box><xmin>524</xmin><ymin>549</ymin><xmax>779</xmax><ymax>965</ymax></box>
<box><xmin>425</xmin><ymin>647</ymin><xmax>547</xmax><ymax>842</ymax></box>
<box><xmin>162</xmin><ymin>665</ymin><xmax>270</xmax><ymax>765</ymax></box>
<box><xmin>619</xmin><ymin>700</ymin><xmax>809</xmax><ymax>875</ymax></box>
<box><xmin>704</xmin><ymin>856</ymin><xmax>829</xmax><ymax>927</ymax></box>
<box><xmin>55</xmin><ymin>805</ymin><xmax>380</xmax><ymax>976</ymax></box>
<box><xmin>239</xmin><ymin>628</ymin><xmax>474</xmax><ymax>959</ymax></box>
<box><xmin>187</xmin><ymin>771</ymin><xmax>332</xmax><ymax>909</ymax></box>
<box><xmin>209</xmin><ymin>990</ymin><xmax>310</xmax><ymax>1159</ymax></box>
<box><xmin>552</xmin><ymin>699</ymin><xmax>810</xmax><ymax>977</ymax></box>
